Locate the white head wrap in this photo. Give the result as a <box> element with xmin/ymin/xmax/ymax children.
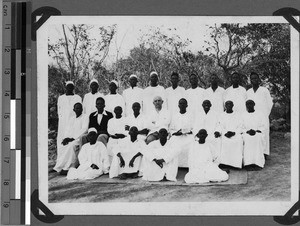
<box><xmin>111</xmin><ymin>80</ymin><xmax>119</xmax><ymax>87</ymax></box>
<box><xmin>129</xmin><ymin>74</ymin><xmax>138</xmax><ymax>79</ymax></box>
<box><xmin>89</xmin><ymin>79</ymin><xmax>99</xmax><ymax>86</ymax></box>
<box><xmin>150</xmin><ymin>71</ymin><xmax>158</xmax><ymax>77</ymax></box>
<box><xmin>65</xmin><ymin>81</ymin><xmax>74</xmax><ymax>86</ymax></box>
<box><xmin>88</xmin><ymin>128</ymin><xmax>97</xmax><ymax>134</ymax></box>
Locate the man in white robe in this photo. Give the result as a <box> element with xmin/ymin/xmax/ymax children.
<box><xmin>224</xmin><ymin>72</ymin><xmax>247</xmax><ymax>113</ymax></box>
<box><xmin>104</xmin><ymin>80</ymin><xmax>125</xmax><ymax>115</ymax></box>
<box><xmin>82</xmin><ymin>79</ymin><xmax>104</xmax><ymax>116</ymax></box>
<box><xmin>53</xmin><ymin>103</ymin><xmax>88</xmax><ymax>175</ymax></box>
<box><xmin>192</xmin><ymin>100</ymin><xmax>222</xmax><ymax>164</ymax></box>
<box><xmin>242</xmin><ymin>100</ymin><xmax>266</xmax><ymax>169</ymax></box>
<box><xmin>67</xmin><ymin>128</ymin><xmax>110</xmax><ymax>180</ymax></box>
<box><xmin>205</xmin><ymin>73</ymin><xmax>225</xmax><ymax>113</ymax></box>
<box><xmin>185</xmin><ymin>129</ymin><xmax>229</xmax><ymax>184</ymax></box>
<box><xmin>142</xmin><ymin>128</ymin><xmax>180</xmax><ymax>182</ymax></box>
<box><xmin>185</xmin><ymin>73</ymin><xmax>205</xmax><ymax>120</ymax></box>
<box><xmin>109</xmin><ymin>126</ymin><xmax>146</xmax><ymax>179</ymax></box>
<box><xmin>57</xmin><ymin>81</ymin><xmax>82</xmax><ymax>148</ymax></box>
<box><xmin>125</xmin><ymin>102</ymin><xmax>149</xmax><ymax>141</ymax></box>
<box><xmin>122</xmin><ymin>74</ymin><xmax>144</xmax><ymax>117</ymax></box>
<box><xmin>142</xmin><ymin>71</ymin><xmax>166</xmax><ymax>115</ymax></box>
<box><xmin>246</xmin><ymin>72</ymin><xmax>273</xmax><ymax>156</ymax></box>
<box><xmin>165</xmin><ymin>72</ymin><xmax>185</xmax><ymax>117</ymax></box>
<box><xmin>169</xmin><ymin>98</ymin><xmax>194</xmax><ymax>168</ymax></box>
<box><xmin>145</xmin><ymin>96</ymin><xmax>171</xmax><ymax>144</ymax></box>
<box><xmin>219</xmin><ymin>100</ymin><xmax>244</xmax><ymax>168</ymax></box>
<box><xmin>107</xmin><ymin>106</ymin><xmax>127</xmax><ymax>163</ymax></box>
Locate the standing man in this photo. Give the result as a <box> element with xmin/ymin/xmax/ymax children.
<box><xmin>205</xmin><ymin>73</ymin><xmax>225</xmax><ymax>113</ymax></box>
<box><xmin>185</xmin><ymin>73</ymin><xmax>205</xmax><ymax>120</ymax></box>
<box><xmin>82</xmin><ymin>78</ymin><xmax>104</xmax><ymax>116</ymax></box>
<box><xmin>104</xmin><ymin>80</ymin><xmax>125</xmax><ymax>115</ymax></box>
<box><xmin>246</xmin><ymin>72</ymin><xmax>273</xmax><ymax>156</ymax></box>
<box><xmin>57</xmin><ymin>81</ymin><xmax>82</xmax><ymax>148</ymax></box>
<box><xmin>165</xmin><ymin>72</ymin><xmax>185</xmax><ymax>117</ymax></box>
<box><xmin>224</xmin><ymin>72</ymin><xmax>247</xmax><ymax>113</ymax></box>
<box><xmin>122</xmin><ymin>74</ymin><xmax>143</xmax><ymax>117</ymax></box>
<box><xmin>143</xmin><ymin>71</ymin><xmax>166</xmax><ymax>115</ymax></box>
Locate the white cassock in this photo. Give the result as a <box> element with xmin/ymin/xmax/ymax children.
<box><xmin>185</xmin><ymin>87</ymin><xmax>205</xmax><ymax>120</ymax></box>
<box><xmin>57</xmin><ymin>94</ymin><xmax>82</xmax><ymax>147</ymax></box>
<box><xmin>246</xmin><ymin>87</ymin><xmax>273</xmax><ymax>155</ymax></box>
<box><xmin>204</xmin><ymin>86</ymin><xmax>225</xmax><ymax>113</ymax></box>
<box><xmin>169</xmin><ymin>111</ymin><xmax>194</xmax><ymax>167</ymax></box>
<box><xmin>109</xmin><ymin>137</ymin><xmax>146</xmax><ymax>178</ymax></box>
<box><xmin>219</xmin><ymin>112</ymin><xmax>243</xmax><ymax>168</ymax></box>
<box><xmin>192</xmin><ymin>110</ymin><xmax>222</xmax><ymax>164</ymax></box>
<box><xmin>107</xmin><ymin>117</ymin><xmax>127</xmax><ymax>162</ymax></box>
<box><xmin>122</xmin><ymin>86</ymin><xmax>144</xmax><ymax>117</ymax></box>
<box><xmin>54</xmin><ymin>114</ymin><xmax>88</xmax><ymax>172</ymax></box>
<box><xmin>142</xmin><ymin>85</ymin><xmax>166</xmax><ymax>115</ymax></box>
<box><xmin>67</xmin><ymin>141</ymin><xmax>110</xmax><ymax>180</ymax></box>
<box><xmin>242</xmin><ymin>111</ymin><xmax>266</xmax><ymax>168</ymax></box>
<box><xmin>104</xmin><ymin>94</ymin><xmax>125</xmax><ymax>115</ymax></box>
<box><xmin>185</xmin><ymin>142</ymin><xmax>229</xmax><ymax>184</ymax></box>
<box><xmin>146</xmin><ymin>108</ymin><xmax>171</xmax><ymax>134</ymax></box>
<box><xmin>165</xmin><ymin>86</ymin><xmax>186</xmax><ymax>117</ymax></box>
<box><xmin>125</xmin><ymin>113</ymin><xmax>148</xmax><ymax>141</ymax></box>
<box><xmin>82</xmin><ymin>92</ymin><xmax>104</xmax><ymax>116</ymax></box>
<box><xmin>142</xmin><ymin>140</ymin><xmax>179</xmax><ymax>181</ymax></box>
<box><xmin>224</xmin><ymin>86</ymin><xmax>247</xmax><ymax>113</ymax></box>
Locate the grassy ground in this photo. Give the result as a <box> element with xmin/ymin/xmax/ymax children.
<box><xmin>48</xmin><ymin>131</ymin><xmax>291</xmax><ymax>202</ymax></box>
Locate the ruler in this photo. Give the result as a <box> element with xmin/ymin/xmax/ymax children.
<box><xmin>2</xmin><ymin>1</ymin><xmax>28</xmax><ymax>225</ymax></box>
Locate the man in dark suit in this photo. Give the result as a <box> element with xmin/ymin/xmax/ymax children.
<box><xmin>81</xmin><ymin>97</ymin><xmax>113</xmax><ymax>146</ymax></box>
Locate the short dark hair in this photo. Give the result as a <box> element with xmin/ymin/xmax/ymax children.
<box><xmin>96</xmin><ymin>97</ymin><xmax>105</xmax><ymax>103</ymax></box>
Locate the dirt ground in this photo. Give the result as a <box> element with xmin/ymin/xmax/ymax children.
<box><xmin>48</xmin><ymin>132</ymin><xmax>291</xmax><ymax>202</ymax></box>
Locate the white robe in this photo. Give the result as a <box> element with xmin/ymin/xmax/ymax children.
<box><xmin>146</xmin><ymin>108</ymin><xmax>171</xmax><ymax>134</ymax></box>
<box><xmin>82</xmin><ymin>92</ymin><xmax>104</xmax><ymax>116</ymax></box>
<box><xmin>246</xmin><ymin>86</ymin><xmax>273</xmax><ymax>155</ymax></box>
<box><xmin>185</xmin><ymin>87</ymin><xmax>205</xmax><ymax>120</ymax></box>
<box><xmin>185</xmin><ymin>142</ymin><xmax>229</xmax><ymax>184</ymax></box>
<box><xmin>125</xmin><ymin>113</ymin><xmax>148</xmax><ymax>140</ymax></box>
<box><xmin>142</xmin><ymin>140</ymin><xmax>179</xmax><ymax>181</ymax></box>
<box><xmin>67</xmin><ymin>141</ymin><xmax>110</xmax><ymax>180</ymax></box>
<box><xmin>224</xmin><ymin>86</ymin><xmax>247</xmax><ymax>113</ymax></box>
<box><xmin>142</xmin><ymin>85</ymin><xmax>166</xmax><ymax>115</ymax></box>
<box><xmin>54</xmin><ymin>114</ymin><xmax>88</xmax><ymax>172</ymax></box>
<box><xmin>169</xmin><ymin>111</ymin><xmax>194</xmax><ymax>167</ymax></box>
<box><xmin>192</xmin><ymin>110</ymin><xmax>222</xmax><ymax>163</ymax></box>
<box><xmin>165</xmin><ymin>86</ymin><xmax>186</xmax><ymax>117</ymax></box>
<box><xmin>109</xmin><ymin>137</ymin><xmax>146</xmax><ymax>178</ymax></box>
<box><xmin>122</xmin><ymin>86</ymin><xmax>144</xmax><ymax>117</ymax></box>
<box><xmin>242</xmin><ymin>111</ymin><xmax>266</xmax><ymax>168</ymax></box>
<box><xmin>57</xmin><ymin>94</ymin><xmax>82</xmax><ymax>147</ymax></box>
<box><xmin>219</xmin><ymin>112</ymin><xmax>243</xmax><ymax>168</ymax></box>
<box><xmin>104</xmin><ymin>93</ymin><xmax>125</xmax><ymax>115</ymax></box>
<box><xmin>204</xmin><ymin>86</ymin><xmax>225</xmax><ymax>113</ymax></box>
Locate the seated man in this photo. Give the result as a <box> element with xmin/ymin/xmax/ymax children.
<box><xmin>219</xmin><ymin>100</ymin><xmax>243</xmax><ymax>169</ymax></box>
<box><xmin>242</xmin><ymin>100</ymin><xmax>266</xmax><ymax>169</ymax></box>
<box><xmin>169</xmin><ymin>98</ymin><xmax>194</xmax><ymax>167</ymax></box>
<box><xmin>107</xmin><ymin>106</ymin><xmax>127</xmax><ymax>163</ymax></box>
<box><xmin>53</xmin><ymin>102</ymin><xmax>88</xmax><ymax>175</ymax></box>
<box><xmin>109</xmin><ymin>126</ymin><xmax>146</xmax><ymax>179</ymax></box>
<box><xmin>67</xmin><ymin>128</ymin><xmax>110</xmax><ymax>180</ymax></box>
<box><xmin>185</xmin><ymin>129</ymin><xmax>229</xmax><ymax>184</ymax></box>
<box><xmin>142</xmin><ymin>128</ymin><xmax>180</xmax><ymax>182</ymax></box>
<box><xmin>125</xmin><ymin>102</ymin><xmax>149</xmax><ymax>141</ymax></box>
<box><xmin>192</xmin><ymin>100</ymin><xmax>222</xmax><ymax>164</ymax></box>
<box><xmin>145</xmin><ymin>96</ymin><xmax>171</xmax><ymax>144</ymax></box>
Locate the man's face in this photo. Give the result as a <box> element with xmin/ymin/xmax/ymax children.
<box><xmin>114</xmin><ymin>106</ymin><xmax>123</xmax><ymax>117</ymax></box>
<box><xmin>153</xmin><ymin>97</ymin><xmax>163</xmax><ymax>109</ymax></box>
<box><xmin>88</xmin><ymin>131</ymin><xmax>98</xmax><ymax>143</ymax></box>
<box><xmin>90</xmin><ymin>82</ymin><xmax>99</xmax><ymax>93</ymax></box>
<box><xmin>202</xmin><ymin>100</ymin><xmax>211</xmax><ymax>112</ymax></box>
<box><xmin>178</xmin><ymin>99</ymin><xmax>187</xmax><ymax>111</ymax></box>
<box><xmin>159</xmin><ymin>129</ymin><xmax>168</xmax><ymax>140</ymax></box>
<box><xmin>225</xmin><ymin>101</ymin><xmax>234</xmax><ymax>111</ymax></box>
<box><xmin>129</xmin><ymin>126</ymin><xmax>138</xmax><ymax>137</ymax></box>
<box><xmin>171</xmin><ymin>74</ymin><xmax>179</xmax><ymax>87</ymax></box>
<box><xmin>231</xmin><ymin>73</ymin><xmax>239</xmax><ymax>85</ymax></box>
<box><xmin>129</xmin><ymin>77</ymin><xmax>138</xmax><ymax>87</ymax></box>
<box><xmin>246</xmin><ymin>101</ymin><xmax>255</xmax><ymax>112</ymax></box>
<box><xmin>210</xmin><ymin>75</ymin><xmax>218</xmax><ymax>84</ymax></box>
<box><xmin>73</xmin><ymin>103</ymin><xmax>83</xmax><ymax>115</ymax></box>
<box><xmin>250</xmin><ymin>74</ymin><xmax>259</xmax><ymax>86</ymax></box>
<box><xmin>189</xmin><ymin>75</ymin><xmax>198</xmax><ymax>86</ymax></box>
<box><xmin>150</xmin><ymin>74</ymin><xmax>158</xmax><ymax>85</ymax></box>
<box><xmin>96</xmin><ymin>99</ymin><xmax>105</xmax><ymax>112</ymax></box>
<box><xmin>197</xmin><ymin>130</ymin><xmax>207</xmax><ymax>142</ymax></box>
<box><xmin>66</xmin><ymin>84</ymin><xmax>74</xmax><ymax>93</ymax></box>
<box><xmin>132</xmin><ymin>103</ymin><xmax>141</xmax><ymax>114</ymax></box>
<box><xmin>109</xmin><ymin>83</ymin><xmax>117</xmax><ymax>93</ymax></box>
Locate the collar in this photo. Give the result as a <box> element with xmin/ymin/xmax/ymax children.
<box><xmin>93</xmin><ymin>110</ymin><xmax>108</xmax><ymax>117</ymax></box>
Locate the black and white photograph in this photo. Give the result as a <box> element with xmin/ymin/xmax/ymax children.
<box><xmin>37</xmin><ymin>16</ymin><xmax>299</xmax><ymax>215</ymax></box>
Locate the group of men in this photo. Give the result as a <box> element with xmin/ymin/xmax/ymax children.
<box><xmin>51</xmin><ymin>70</ymin><xmax>273</xmax><ymax>184</ymax></box>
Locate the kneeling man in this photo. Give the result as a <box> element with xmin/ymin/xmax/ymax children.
<box><xmin>109</xmin><ymin>126</ymin><xmax>146</xmax><ymax>179</ymax></box>
<box><xmin>142</xmin><ymin>128</ymin><xmax>179</xmax><ymax>182</ymax></box>
<box><xmin>185</xmin><ymin>129</ymin><xmax>229</xmax><ymax>184</ymax></box>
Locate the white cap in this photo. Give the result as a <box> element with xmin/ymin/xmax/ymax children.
<box><xmin>88</xmin><ymin>128</ymin><xmax>97</xmax><ymax>134</ymax></box>
<box><xmin>150</xmin><ymin>71</ymin><xmax>158</xmax><ymax>77</ymax></box>
<box><xmin>111</xmin><ymin>80</ymin><xmax>119</xmax><ymax>87</ymax></box>
<box><xmin>89</xmin><ymin>79</ymin><xmax>99</xmax><ymax>86</ymax></box>
<box><xmin>65</xmin><ymin>81</ymin><xmax>74</xmax><ymax>86</ymax></box>
<box><xmin>129</xmin><ymin>74</ymin><xmax>137</xmax><ymax>79</ymax></box>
